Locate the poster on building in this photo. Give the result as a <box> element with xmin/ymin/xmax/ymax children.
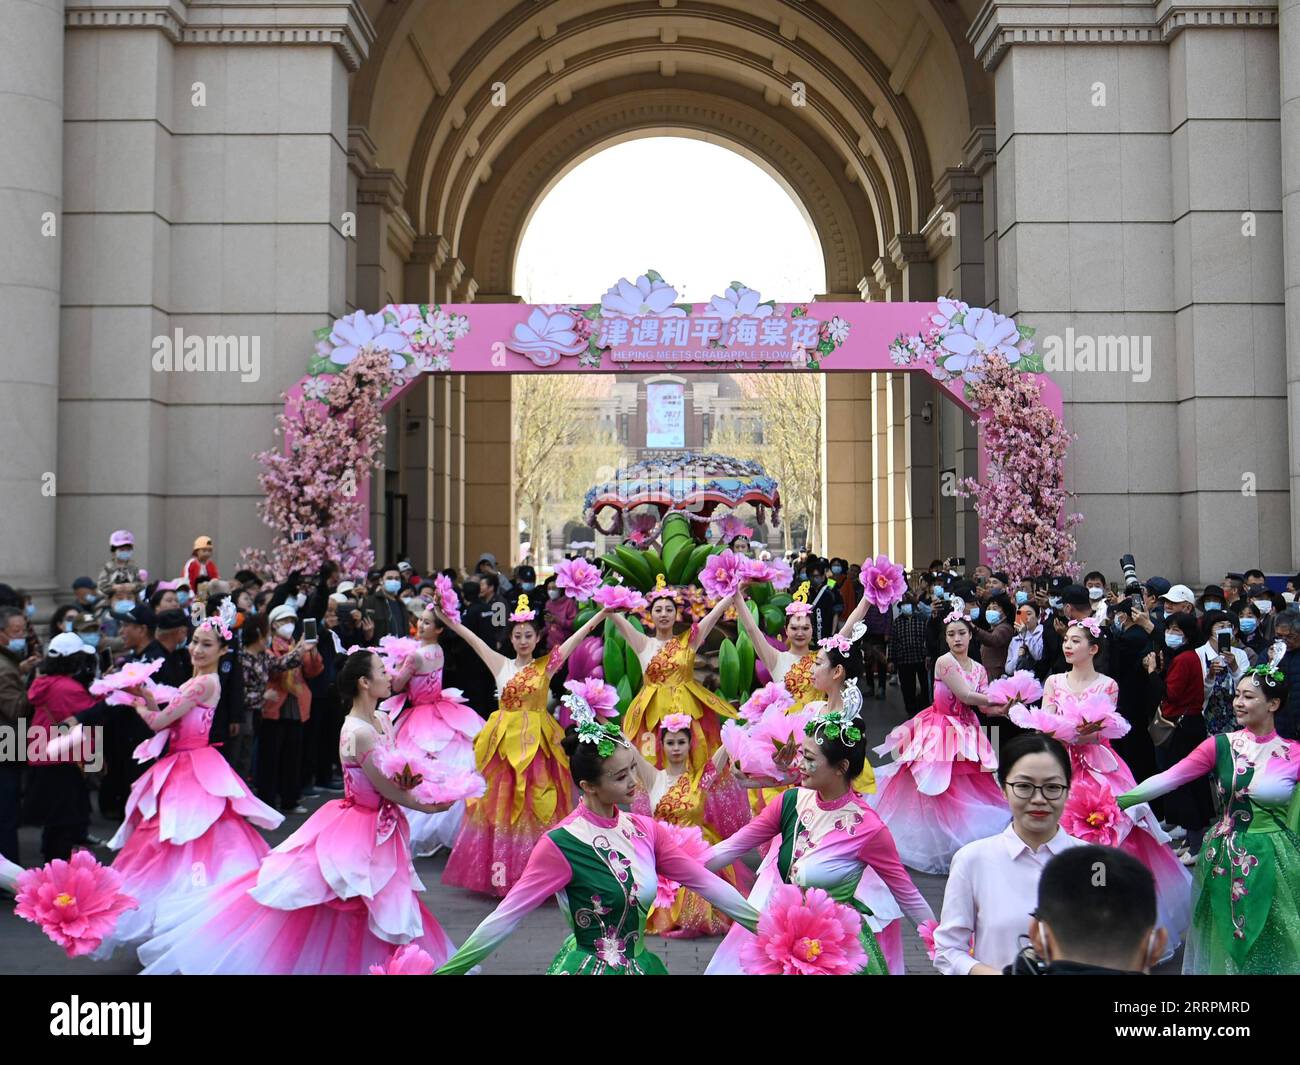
<box><xmin>646</xmin><ymin>381</ymin><xmax>685</xmax><ymax>448</ymax></box>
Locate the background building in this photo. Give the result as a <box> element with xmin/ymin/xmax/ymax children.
<box><xmin>2</xmin><ymin>0</ymin><xmax>1292</xmax><ymax>598</ymax></box>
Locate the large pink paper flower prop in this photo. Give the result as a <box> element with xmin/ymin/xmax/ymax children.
<box><xmin>14</xmin><ymin>851</ymin><xmax>138</xmax><ymax>958</ymax></box>
<box><xmin>741</xmin><ymin>884</ymin><xmax>867</xmax><ymax>975</ymax></box>
<box><xmin>90</xmin><ymin>659</ymin><xmax>163</xmax><ymax>696</ymax></box>
<box><xmin>434</xmin><ymin>573</ymin><xmax>461</xmax><ymax>624</ymax></box>
<box><xmin>717</xmin><ymin>514</ymin><xmax>755</xmax><ymax>542</ymax></box>
<box><xmin>1060</xmin><ymin>777</ymin><xmax>1128</xmax><ymax>847</ymax></box>
<box><xmin>653</xmin><ymin>823</ymin><xmax>712</xmax><ymax>909</ymax></box>
<box><xmin>740</xmin><ymin>557</ymin><xmax>793</xmax><ymax>591</ymax></box>
<box><xmin>592</xmin><ymin>584</ymin><xmax>648</xmax><ymax>612</ymax></box>
<box><xmin>369</xmin><ymin>944</ymin><xmax>437</xmax><ymax>975</ymax></box>
<box><xmin>699</xmin><ymin>549</ymin><xmax>744</xmax><ymax>599</ymax></box>
<box><xmin>411</xmin><ymin>765</ymin><xmax>487</xmax><ymax>805</ymax></box>
<box><xmin>1060</xmin><ymin>693</ymin><xmax>1131</xmax><ymax>741</ymax></box>
<box><xmin>376</xmin><ymin>636</ymin><xmax>423</xmax><ymax>675</ymax></box>
<box><xmin>860</xmin><ymin>554</ymin><xmax>906</xmax><ymax>611</ymax></box>
<box><xmin>1007</xmin><ymin>704</ymin><xmax>1070</xmax><ymax>738</ymax></box>
<box><xmin>555</xmin><ymin>557</ymin><xmax>602</xmax><ymax>602</ymax></box>
<box><xmin>738</xmin><ymin>681</ymin><xmax>795</xmax><ymax>723</ymax></box>
<box><xmin>562</xmin><ymin>677</ymin><xmax>619</xmax><ymax>720</ymax></box>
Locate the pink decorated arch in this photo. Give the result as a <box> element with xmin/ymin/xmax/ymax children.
<box><xmin>255</xmin><ymin>274</ymin><xmax>1072</xmax><ymax>580</ymax></box>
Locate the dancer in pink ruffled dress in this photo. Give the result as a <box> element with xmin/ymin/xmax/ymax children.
<box><xmin>138</xmin><ymin>649</ymin><xmax>456</xmax><ymax>974</ymax></box>
<box><xmin>388</xmin><ymin>607</ymin><xmax>483</xmax><ymax>856</ymax></box>
<box><xmin>93</xmin><ymin>610</ymin><xmax>284</xmax><ymax>958</ymax></box>
<box><xmin>1031</xmin><ymin>618</ymin><xmax>1192</xmax><ymax>952</ymax></box>
<box><xmin>868</xmin><ymin>611</ymin><xmax>1011</xmax><ymax>873</ymax></box>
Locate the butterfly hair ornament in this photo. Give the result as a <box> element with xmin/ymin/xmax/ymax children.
<box><xmin>508</xmin><ymin>594</ymin><xmax>536</xmax><ymax>623</ymax></box>
<box><xmin>563</xmin><ymin>691</ymin><xmax>631</xmax><ymax>758</ymax></box>
<box><xmin>818</xmin><ymin>621</ymin><xmax>867</xmax><ymax>655</ymax></box>
<box><xmin>198</xmin><ymin>598</ymin><xmax>237</xmax><ymax>641</ymax></box>
<box><xmin>785</xmin><ymin>581</ymin><xmax>813</xmax><ymax>617</ymax></box>
<box><xmin>805</xmin><ymin>678</ymin><xmax>864</xmax><ymax>747</ymax></box>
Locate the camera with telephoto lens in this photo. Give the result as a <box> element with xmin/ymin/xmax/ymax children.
<box><xmin>1119</xmin><ymin>553</ymin><xmax>1141</xmax><ymax>595</ymax></box>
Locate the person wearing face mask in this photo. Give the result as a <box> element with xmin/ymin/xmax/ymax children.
<box><xmin>1107</xmin><ymin>601</ymin><xmax>1158</xmax><ymax>786</ymax></box>
<box><xmin>889</xmin><ymin>593</ymin><xmax>930</xmax><ymax>716</ymax></box>
<box><xmin>1198</xmin><ymin>610</ymin><xmax>1252</xmax><ymax>738</ymax></box>
<box><xmin>363</xmin><ymin>566</ymin><xmax>408</xmax><ymax>642</ymax></box>
<box><xmin>512</xmin><ymin>564</ymin><xmax>537</xmax><ymax>597</ymax></box>
<box><xmin>542</xmin><ymin>574</ymin><xmax>576</xmax><ymax>670</ymax></box>
<box><xmin>1028</xmin><ymin>846</ymin><xmax>1167</xmax><ymax>974</ymax></box>
<box><xmin>829</xmin><ymin>556</ymin><xmax>858</xmax><ymax>617</ymax></box>
<box><xmin>969</xmin><ymin>591</ymin><xmax>1015</xmax><ymax>683</ymax></box>
<box><xmin>182</xmin><ymin>535</ymin><xmax>220</xmax><ymax>594</ymax></box>
<box><xmin>1082</xmin><ymin>571</ymin><xmax>1109</xmax><ymax>621</ymax></box>
<box><xmin>1198</xmin><ymin>584</ymin><xmax>1225</xmax><ymax>615</ymax></box>
<box><xmin>1007</xmin><ymin>602</ymin><xmax>1048</xmax><ymax>681</ymax></box>
<box><xmin>71</xmin><ymin>575</ymin><xmax>101</xmax><ymax>616</ymax></box>
<box><xmin>96</xmin><ymin>529</ymin><xmax>144</xmax><ymax>598</ymax></box>
<box><xmin>1143</xmin><ymin>610</ymin><xmax>1214</xmax><ymax>861</ymax></box>
<box><xmin>1236</xmin><ymin>601</ymin><xmax>1268</xmax><ymax>661</ymax></box>
<box><xmin>0</xmin><ymin>606</ymin><xmax>37</xmax><ymax>861</ymax></box>
<box><xmin>259</xmin><ymin>605</ymin><xmax>322</xmax><ymax>815</ymax></box>
<box><xmin>804</xmin><ymin>558</ymin><xmax>842</xmax><ymax>645</ymax></box>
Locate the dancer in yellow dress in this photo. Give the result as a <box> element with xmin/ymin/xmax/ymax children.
<box><xmin>607</xmin><ymin>575</ymin><xmax>736</xmax><ymax>773</ymax></box>
<box><xmin>734</xmin><ymin>579</ymin><xmax>876</xmax><ymax>806</ymax></box>
<box><xmin>631</xmin><ymin>713</ymin><xmax>754</xmax><ymax>938</ymax></box>
<box><xmin>438</xmin><ymin>594</ymin><xmax>610</xmax><ymax>896</ymax></box>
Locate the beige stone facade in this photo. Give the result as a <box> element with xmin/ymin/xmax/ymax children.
<box><xmin>2</xmin><ymin>0</ymin><xmax>1294</xmax><ymax>600</ymax></box>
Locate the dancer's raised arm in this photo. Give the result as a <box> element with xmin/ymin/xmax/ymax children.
<box><xmin>605</xmin><ymin>609</ymin><xmax>651</xmax><ymax>656</ymax></box>
<box><xmin>690</xmin><ymin>593</ymin><xmax>735</xmax><ymax>651</ymax></box>
<box><xmin>735</xmin><ymin>584</ymin><xmax>780</xmax><ymax>674</ymax></box>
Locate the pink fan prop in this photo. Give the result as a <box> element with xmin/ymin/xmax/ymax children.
<box><xmin>740</xmin><ymin>557</ymin><xmax>794</xmax><ymax>591</ymax></box>
<box><xmin>986</xmin><ymin>670</ymin><xmax>1044</xmax><ymax>709</ymax></box>
<box><xmin>859</xmin><ymin>554</ymin><xmax>907</xmax><ymax>611</ymax></box>
<box><xmin>1060</xmin><ymin>776</ymin><xmax>1130</xmax><ymax>847</ymax></box>
<box><xmin>1060</xmin><ymin>693</ymin><xmax>1131</xmax><ymax>741</ymax></box>
<box><xmin>592</xmin><ymin>584</ymin><xmax>648</xmax><ymax>612</ymax></box>
<box><xmin>433</xmin><ymin>573</ymin><xmax>461</xmax><ymax>624</ymax></box>
<box><xmin>555</xmin><ymin>557</ymin><xmax>602</xmax><ymax>602</ymax></box>
<box><xmin>740</xmin><ymin>884</ymin><xmax>868</xmax><ymax>975</ymax></box>
<box><xmin>369</xmin><ymin>944</ymin><xmax>437</xmax><ymax>975</ymax></box>
<box><xmin>14</xmin><ymin>851</ymin><xmax>139</xmax><ymax>958</ymax></box>
<box><xmin>699</xmin><ymin>550</ymin><xmax>745</xmax><ymax>599</ymax></box>
<box><xmin>90</xmin><ymin>660</ymin><xmax>168</xmax><ymax>707</ymax></box>
<box><xmin>653</xmin><ymin>823</ymin><xmax>712</xmax><ymax>909</ymax></box>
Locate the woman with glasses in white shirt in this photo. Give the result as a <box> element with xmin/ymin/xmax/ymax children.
<box><xmin>933</xmin><ymin>733</ymin><xmax>1084</xmax><ymax>974</ymax></box>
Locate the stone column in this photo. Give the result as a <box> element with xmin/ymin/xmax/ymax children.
<box><xmin>463</xmin><ymin>375</ymin><xmax>514</xmax><ymax>571</ymax></box>
<box><xmin>1283</xmin><ymin>0</ymin><xmax>1300</xmax><ymax>566</ymax></box>
<box><xmin>0</xmin><ymin>0</ymin><xmax>62</xmax><ymax>600</ymax></box>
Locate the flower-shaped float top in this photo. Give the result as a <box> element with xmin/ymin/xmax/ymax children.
<box><xmin>706</xmin><ymin>283</ymin><xmax>774</xmax><ymax>322</ymax></box>
<box><xmin>600</xmin><ymin>271</ymin><xmax>687</xmax><ymax>318</ymax></box>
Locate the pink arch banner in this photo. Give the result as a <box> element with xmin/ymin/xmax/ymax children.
<box><xmin>291</xmin><ymin>274</ymin><xmax>1063</xmax><ymax>420</ymax></box>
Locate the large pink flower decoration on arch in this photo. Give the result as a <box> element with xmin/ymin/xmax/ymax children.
<box><xmin>326</xmin><ymin>310</ymin><xmax>410</xmax><ymax>370</ymax></box>
<box><xmin>506</xmin><ymin>307</ymin><xmax>589</xmax><ymax>368</ymax></box>
<box><xmin>600</xmin><ymin>273</ymin><xmax>687</xmax><ymax>318</ymax></box>
<box><xmin>939</xmin><ymin>307</ymin><xmax>1021</xmax><ymax>375</ymax></box>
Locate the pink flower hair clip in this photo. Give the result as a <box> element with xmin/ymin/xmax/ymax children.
<box><xmin>786</xmin><ymin>580</ymin><xmax>813</xmax><ymax>617</ymax></box>
<box><xmin>660</xmin><ymin>713</ymin><xmax>693</xmax><ymax>734</ymax></box>
<box><xmin>508</xmin><ymin>594</ymin><xmax>536</xmax><ymax>623</ymax></box>
<box><xmin>198</xmin><ymin>599</ymin><xmax>237</xmax><ymax>641</ymax></box>
<box><xmin>1069</xmin><ymin>616</ymin><xmax>1102</xmax><ymax>638</ymax></box>
<box><xmin>646</xmin><ymin>573</ymin><xmax>677</xmax><ymax>603</ymax></box>
<box><xmin>943</xmin><ymin>609</ymin><xmax>967</xmax><ymax>625</ymax></box>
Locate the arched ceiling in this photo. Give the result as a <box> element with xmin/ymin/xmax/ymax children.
<box><xmin>351</xmin><ymin>0</ymin><xmax>991</xmax><ymax>294</ymax></box>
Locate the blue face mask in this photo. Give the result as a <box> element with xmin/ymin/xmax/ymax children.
<box><xmin>1165</xmin><ymin>633</ymin><xmax>1185</xmax><ymax>650</ymax></box>
<box><xmin>383</xmin><ymin>579</ymin><xmax>402</xmax><ymax>595</ymax></box>
<box><xmin>82</xmin><ymin>631</ymin><xmax>101</xmax><ymax>648</ymax></box>
<box><xmin>831</xmin><ymin>566</ymin><xmax>843</xmax><ymax>576</ymax></box>
<box><xmin>6</xmin><ymin>638</ymin><xmax>26</xmax><ymax>655</ymax></box>
<box><xmin>521</xmin><ymin>582</ymin><xmax>535</xmax><ymax>592</ymax></box>
<box><xmin>918</xmin><ymin>602</ymin><xmax>932</xmax><ymax>617</ymax></box>
<box><xmin>112</xmin><ymin>599</ymin><xmax>133</xmax><ymax>615</ymax></box>
<box><xmin>1112</xmin><ymin>620</ymin><xmax>1125</xmax><ymax>635</ymax></box>
<box><xmin>62</xmin><ymin>619</ymin><xmax>74</xmax><ymax>633</ymax></box>
<box><xmin>83</xmin><ymin>593</ymin><xmax>99</xmax><ymax>605</ymax></box>
<box><xmin>177</xmin><ymin>590</ymin><xmax>191</xmax><ymax>605</ymax></box>
<box><xmin>24</xmin><ymin>604</ymin><xmax>35</xmax><ymax>619</ymax></box>
<box><xmin>1015</xmin><ymin>590</ymin><xmax>1029</xmax><ymax>605</ymax></box>
<box><xmin>1203</xmin><ymin>601</ymin><xmax>1222</xmax><ymax>612</ymax></box>
<box><xmin>115</xmin><ymin>549</ymin><xmax>133</xmax><ymax>561</ymax></box>
<box><xmin>798</xmin><ymin>571</ymin><xmax>808</xmax><ymax>581</ymax></box>
<box><xmin>986</xmin><ymin>610</ymin><xmax>1002</xmax><ymax>625</ymax></box>
<box><xmin>899</xmin><ymin>603</ymin><xmax>913</xmax><ymax>616</ymax></box>
<box><xmin>969</xmin><ymin>606</ymin><xmax>982</xmax><ymax>621</ymax></box>
<box><xmin>1240</xmin><ymin>617</ymin><xmax>1259</xmax><ymax>634</ymax></box>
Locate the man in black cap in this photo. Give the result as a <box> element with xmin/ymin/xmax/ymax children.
<box><xmin>148</xmin><ymin>608</ymin><xmax>193</xmax><ymax>689</ymax></box>
<box><xmin>71</xmin><ymin>576</ymin><xmax>101</xmax><ymax>614</ymax></box>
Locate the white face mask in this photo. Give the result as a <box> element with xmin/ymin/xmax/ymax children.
<box><xmin>1087</xmin><ymin>586</ymin><xmax>1104</xmax><ymax>600</ymax></box>
<box><xmin>1254</xmin><ymin>600</ymin><xmax>1273</xmax><ymax>614</ymax></box>
<box><xmin>276</xmin><ymin>622</ymin><xmax>296</xmax><ymax>639</ymax></box>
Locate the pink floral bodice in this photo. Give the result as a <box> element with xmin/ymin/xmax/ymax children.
<box><xmin>1045</xmin><ymin>674</ymin><xmax>1127</xmax><ymax>783</ymax></box>
<box><xmin>407</xmin><ymin>669</ymin><xmax>447</xmax><ymax>705</ymax></box>
<box><xmin>339</xmin><ymin>716</ymin><xmax>393</xmax><ymax>811</ymax></box>
<box><xmin>932</xmin><ymin>659</ymin><xmax>987</xmax><ymax>721</ymax></box>
<box><xmin>167</xmin><ymin>696</ymin><xmax>216</xmax><ymax>753</ymax></box>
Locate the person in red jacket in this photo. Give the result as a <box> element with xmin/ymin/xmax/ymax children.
<box><xmin>183</xmin><ymin>535</ymin><xmax>220</xmax><ymax>593</ymax></box>
<box><xmin>23</xmin><ymin>633</ymin><xmax>100</xmax><ymax>862</ymax></box>
<box><xmin>1143</xmin><ymin>609</ymin><xmax>1213</xmax><ymax>861</ymax></box>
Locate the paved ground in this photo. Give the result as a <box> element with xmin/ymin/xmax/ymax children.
<box><xmin>0</xmin><ymin>679</ymin><xmax>1180</xmax><ymax>975</ymax></box>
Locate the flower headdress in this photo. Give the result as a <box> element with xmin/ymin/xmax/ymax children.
<box><xmin>943</xmin><ymin>609</ymin><xmax>967</xmax><ymax>625</ymax></box>
<box><xmin>563</xmin><ymin>690</ymin><xmax>631</xmax><ymax>758</ymax></box>
<box><xmin>509</xmin><ymin>594</ymin><xmax>536</xmax><ymax>623</ymax></box>
<box><xmin>818</xmin><ymin>621</ymin><xmax>867</xmax><ymax>655</ymax></box>
<box><xmin>647</xmin><ymin>573</ymin><xmax>677</xmax><ymax>603</ymax></box>
<box><xmin>1068</xmin><ymin>615</ymin><xmax>1103</xmax><ymax>639</ymax></box>
<box><xmin>660</xmin><ymin>713</ymin><xmax>693</xmax><ymax>734</ymax></box>
<box><xmin>805</xmin><ymin>678</ymin><xmax>864</xmax><ymax>747</ymax></box>
<box><xmin>198</xmin><ymin>598</ymin><xmax>237</xmax><ymax>641</ymax></box>
<box><xmin>1245</xmin><ymin>641</ymin><xmax>1287</xmax><ymax>688</ymax></box>
<box><xmin>786</xmin><ymin>580</ymin><xmax>813</xmax><ymax>618</ymax></box>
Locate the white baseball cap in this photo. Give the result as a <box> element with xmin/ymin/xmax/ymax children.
<box><xmin>48</xmin><ymin>632</ymin><xmax>95</xmax><ymax>657</ymax></box>
<box><xmin>1160</xmin><ymin>584</ymin><xmax>1197</xmax><ymax>605</ymax></box>
<box><xmin>268</xmin><ymin>604</ymin><xmax>298</xmax><ymax>626</ymax></box>
<box><xmin>336</xmin><ymin>581</ymin><xmax>357</xmax><ymax>594</ymax></box>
